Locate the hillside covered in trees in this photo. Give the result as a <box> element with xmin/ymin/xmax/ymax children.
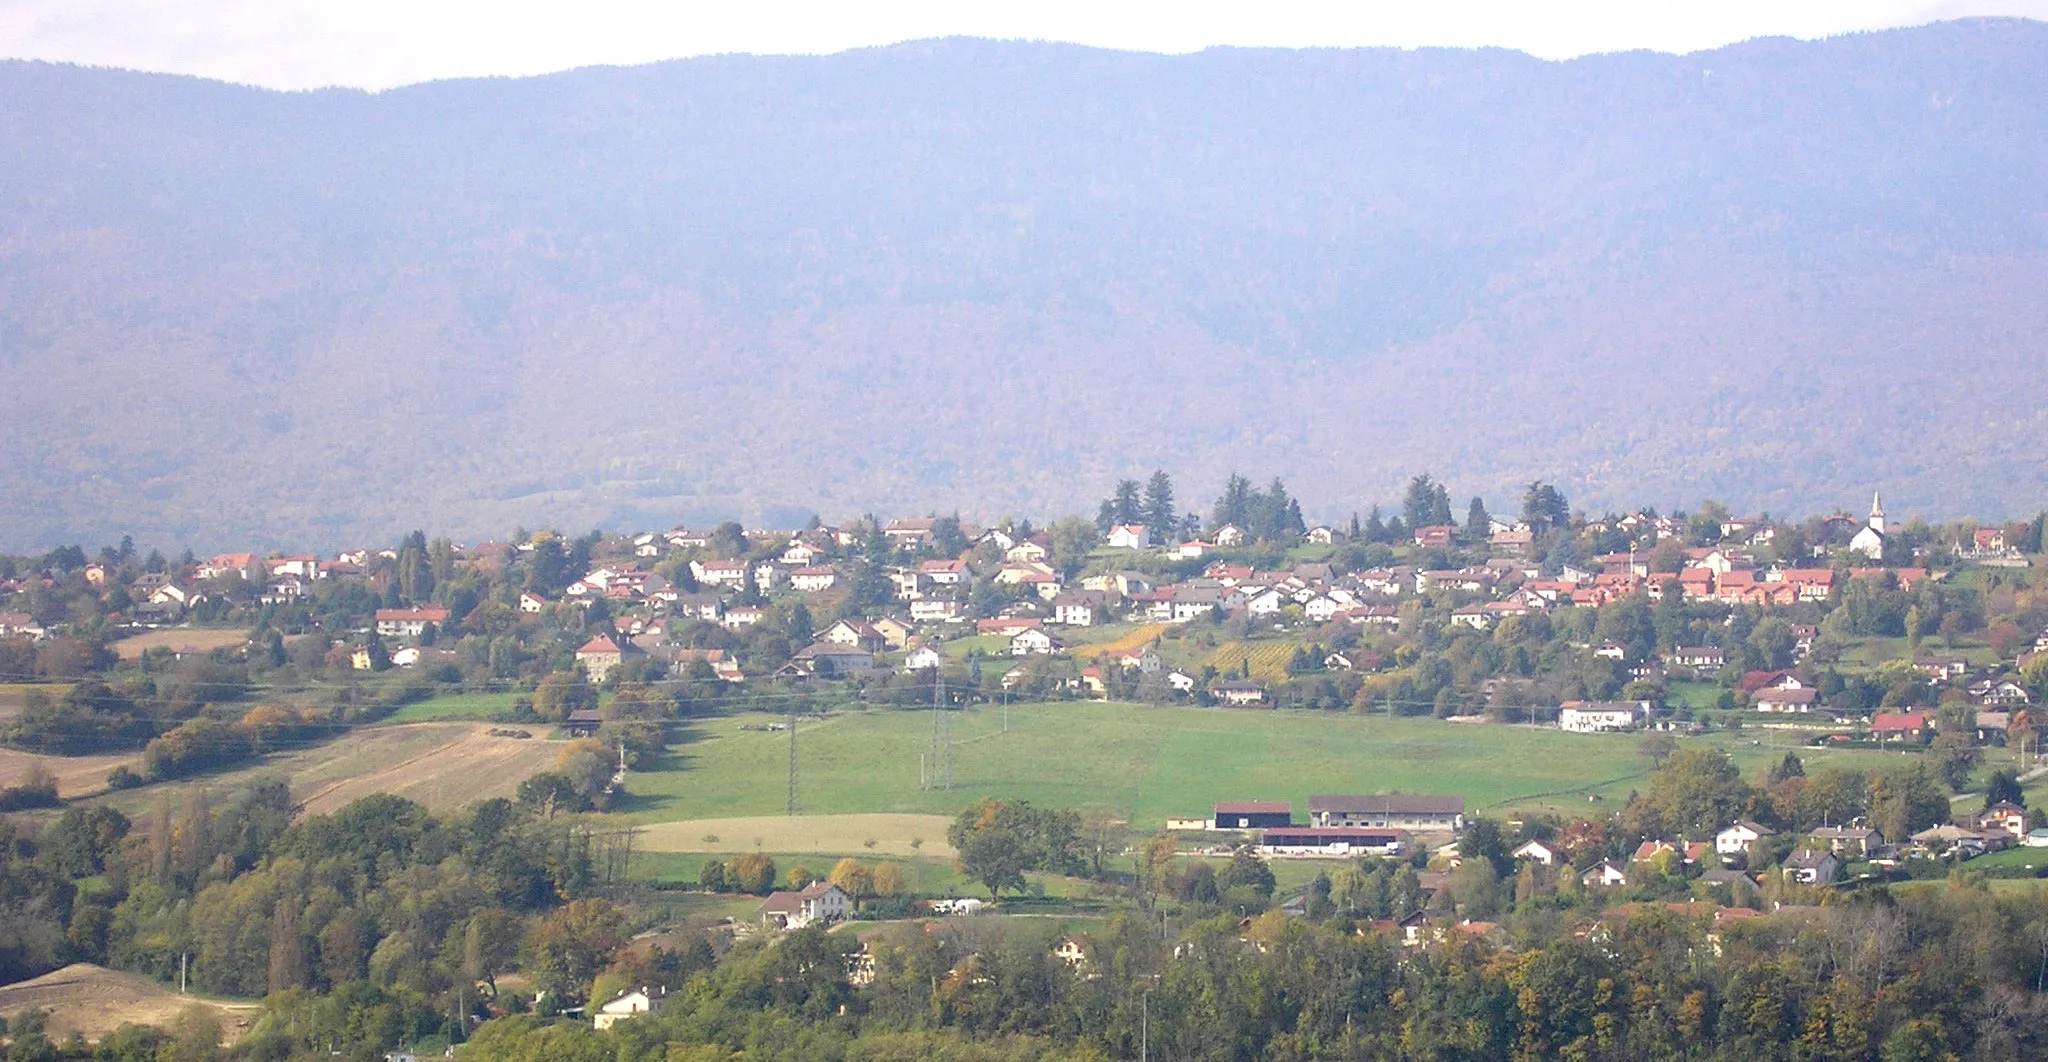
<box><xmin>3</xmin><ymin>20</ymin><xmax>2048</xmax><ymax>550</ymax></box>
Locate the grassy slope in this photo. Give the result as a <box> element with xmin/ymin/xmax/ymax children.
<box><xmin>382</xmin><ymin>691</ymin><xmax>521</xmax><ymax>723</ymax></box>
<box><xmin>615</xmin><ymin>701</ymin><xmax>1920</xmax><ymax>829</ymax></box>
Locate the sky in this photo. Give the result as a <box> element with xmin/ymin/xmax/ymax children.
<box><xmin>2</xmin><ymin>0</ymin><xmax>2046</xmax><ymax>91</ymax></box>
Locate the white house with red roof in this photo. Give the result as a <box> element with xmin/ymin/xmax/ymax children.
<box><xmin>374</xmin><ymin>606</ymin><xmax>450</xmax><ymax>639</ymax></box>
<box><xmin>1106</xmin><ymin>524</ymin><xmax>1151</xmax><ymax>550</ymax></box>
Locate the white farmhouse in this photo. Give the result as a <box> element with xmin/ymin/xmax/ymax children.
<box><xmin>1558</xmin><ymin>701</ymin><xmax>1646</xmax><ymax>733</ymax></box>
<box><xmin>593</xmin><ymin>986</ymin><xmax>669</xmax><ymax>1030</ymax></box>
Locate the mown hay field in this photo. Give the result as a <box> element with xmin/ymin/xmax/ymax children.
<box><xmin>108</xmin><ymin>627</ymin><xmax>250</xmax><ymax>660</ymax></box>
<box><xmin>86</xmin><ymin>723</ymin><xmax>564</xmax><ymax>818</ymax></box>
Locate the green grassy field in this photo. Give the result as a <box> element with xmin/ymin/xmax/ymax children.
<box><xmin>1666</xmin><ymin>681</ymin><xmax>1724</xmax><ymax>710</ymax></box>
<box><xmin>614</xmin><ymin>701</ymin><xmax>1916</xmax><ymax>830</ymax></box>
<box><xmin>1964</xmin><ymin>847</ymin><xmax>2048</xmax><ymax>873</ymax></box>
<box><xmin>382</xmin><ymin>691</ymin><xmax>521</xmax><ymax>723</ymax></box>
<box><xmin>943</xmin><ymin>635</ymin><xmax>1009</xmax><ymax>659</ymax></box>
<box><xmin>1835</xmin><ymin>635</ymin><xmax>2000</xmax><ymax>672</ymax></box>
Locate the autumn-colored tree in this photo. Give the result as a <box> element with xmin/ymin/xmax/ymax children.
<box><xmin>729</xmin><ymin>852</ymin><xmax>777</xmax><ymax>894</ymax></box>
<box><xmin>870</xmin><ymin>862</ymin><xmax>908</xmax><ymax>897</ymax></box>
<box><xmin>524</xmin><ymin>899</ymin><xmax>626</xmax><ymax>1003</ymax></box>
<box><xmin>828</xmin><ymin>858</ymin><xmax>873</xmax><ymax>896</ymax></box>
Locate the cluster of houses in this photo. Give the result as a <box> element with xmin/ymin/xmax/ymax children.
<box><xmin>1551</xmin><ymin>800</ymin><xmax>2045</xmax><ymax>892</ymax></box>
<box><xmin>19</xmin><ymin>492</ymin><xmax>2038</xmax><ymax>725</ymax></box>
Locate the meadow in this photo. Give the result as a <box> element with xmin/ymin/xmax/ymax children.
<box><xmin>380</xmin><ymin>690</ymin><xmax>521</xmax><ymax>723</ymax></box>
<box><xmin>614</xmin><ymin>701</ymin><xmax>1920</xmax><ymax>831</ymax></box>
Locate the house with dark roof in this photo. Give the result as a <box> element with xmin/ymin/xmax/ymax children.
<box><xmin>1809</xmin><ymin>826</ymin><xmax>1884</xmax><ymax>858</ymax></box>
<box><xmin>1213</xmin><ymin>802</ymin><xmax>1292</xmax><ymax>830</ymax></box>
<box><xmin>775</xmin><ymin>643</ymin><xmax>876</xmax><ymax>680</ymax></box>
<box><xmin>1782</xmin><ymin>849</ymin><xmax>1840</xmax><ymax>885</ymax></box>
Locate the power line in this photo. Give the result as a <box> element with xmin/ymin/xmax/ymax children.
<box><xmin>786</xmin><ymin>696</ymin><xmax>799</xmax><ymax>817</ymax></box>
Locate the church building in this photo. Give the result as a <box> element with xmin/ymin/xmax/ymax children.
<box><xmin>1849</xmin><ymin>492</ymin><xmax>1886</xmax><ymax>560</ymax></box>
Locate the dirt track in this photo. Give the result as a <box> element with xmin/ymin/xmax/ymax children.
<box><xmin>0</xmin><ymin>963</ymin><xmax>256</xmax><ymax>1042</ymax></box>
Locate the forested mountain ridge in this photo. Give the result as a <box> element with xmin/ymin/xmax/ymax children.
<box><xmin>2</xmin><ymin>19</ymin><xmax>2046</xmax><ymax>550</ymax></box>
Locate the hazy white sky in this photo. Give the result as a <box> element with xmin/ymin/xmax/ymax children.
<box><xmin>2</xmin><ymin>0</ymin><xmax>2044</xmax><ymax>91</ymax></box>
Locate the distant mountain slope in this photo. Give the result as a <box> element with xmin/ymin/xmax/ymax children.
<box><xmin>2</xmin><ymin>21</ymin><xmax>2045</xmax><ymax>550</ymax></box>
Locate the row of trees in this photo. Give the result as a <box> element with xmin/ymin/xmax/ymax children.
<box><xmin>445</xmin><ymin>879</ymin><xmax>2048</xmax><ymax>1062</ymax></box>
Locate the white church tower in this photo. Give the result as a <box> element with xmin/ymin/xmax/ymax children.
<box><xmin>1850</xmin><ymin>491</ymin><xmax>1886</xmax><ymax>560</ymax></box>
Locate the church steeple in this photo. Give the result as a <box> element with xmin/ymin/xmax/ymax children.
<box><xmin>1869</xmin><ymin>491</ymin><xmax>1885</xmax><ymax>536</ymax></box>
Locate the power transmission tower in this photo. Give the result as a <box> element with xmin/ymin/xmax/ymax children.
<box><xmin>786</xmin><ymin>699</ymin><xmax>799</xmax><ymax>816</ymax></box>
<box><xmin>924</xmin><ymin>664</ymin><xmax>952</xmax><ymax>790</ymax></box>
<box><xmin>936</xmin><ymin>667</ymin><xmax>952</xmax><ymax>789</ymax></box>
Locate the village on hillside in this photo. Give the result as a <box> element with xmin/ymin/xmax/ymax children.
<box><xmin>6</xmin><ymin>473</ymin><xmax>2048</xmax><ymax>1058</ymax></box>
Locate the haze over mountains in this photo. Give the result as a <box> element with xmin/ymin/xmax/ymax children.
<box><xmin>2</xmin><ymin>19</ymin><xmax>2045</xmax><ymax>551</ymax></box>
